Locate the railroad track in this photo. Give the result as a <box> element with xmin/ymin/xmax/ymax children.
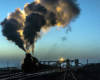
<box><xmin>0</xmin><ymin>69</ymin><xmax>65</xmax><ymax>80</ymax></box>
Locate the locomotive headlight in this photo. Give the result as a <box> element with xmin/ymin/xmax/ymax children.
<box><xmin>36</xmin><ymin>63</ymin><xmax>38</xmax><ymax>65</ymax></box>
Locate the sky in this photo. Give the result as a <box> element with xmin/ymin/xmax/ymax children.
<box><xmin>0</xmin><ymin>0</ymin><xmax>100</xmax><ymax>67</ymax></box>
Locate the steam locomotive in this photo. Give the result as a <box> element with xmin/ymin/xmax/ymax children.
<box><xmin>21</xmin><ymin>53</ymin><xmax>39</xmax><ymax>72</ymax></box>
<box><xmin>21</xmin><ymin>53</ymin><xmax>60</xmax><ymax>73</ymax></box>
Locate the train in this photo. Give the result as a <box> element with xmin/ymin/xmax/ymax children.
<box><xmin>21</xmin><ymin>53</ymin><xmax>39</xmax><ymax>72</ymax></box>
<box><xmin>21</xmin><ymin>53</ymin><xmax>60</xmax><ymax>73</ymax></box>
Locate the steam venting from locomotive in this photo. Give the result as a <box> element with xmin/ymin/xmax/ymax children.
<box><xmin>0</xmin><ymin>0</ymin><xmax>80</xmax><ymax>54</ymax></box>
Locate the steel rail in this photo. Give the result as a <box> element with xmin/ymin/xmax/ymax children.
<box><xmin>0</xmin><ymin>69</ymin><xmax>65</xmax><ymax>80</ymax></box>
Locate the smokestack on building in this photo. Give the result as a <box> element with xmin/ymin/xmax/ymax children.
<box><xmin>0</xmin><ymin>0</ymin><xmax>80</xmax><ymax>54</ymax></box>
<box><xmin>75</xmin><ymin>59</ymin><xmax>79</xmax><ymax>68</ymax></box>
<box><xmin>87</xmin><ymin>59</ymin><xmax>88</xmax><ymax>65</ymax></box>
<box><xmin>66</xmin><ymin>59</ymin><xmax>70</xmax><ymax>66</ymax></box>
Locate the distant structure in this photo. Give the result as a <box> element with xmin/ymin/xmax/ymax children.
<box><xmin>75</xmin><ymin>59</ymin><xmax>79</xmax><ymax>68</ymax></box>
<box><xmin>39</xmin><ymin>59</ymin><xmax>82</xmax><ymax>68</ymax></box>
<box><xmin>87</xmin><ymin>59</ymin><xmax>88</xmax><ymax>64</ymax></box>
<box><xmin>66</xmin><ymin>59</ymin><xmax>70</xmax><ymax>66</ymax></box>
<box><xmin>0</xmin><ymin>67</ymin><xmax>17</xmax><ymax>70</ymax></box>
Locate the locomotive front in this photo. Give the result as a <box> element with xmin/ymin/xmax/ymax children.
<box><xmin>21</xmin><ymin>53</ymin><xmax>39</xmax><ymax>73</ymax></box>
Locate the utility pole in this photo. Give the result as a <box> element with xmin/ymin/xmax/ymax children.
<box><xmin>7</xmin><ymin>62</ymin><xmax>9</xmax><ymax>67</ymax></box>
<box><xmin>7</xmin><ymin>62</ymin><xmax>9</xmax><ymax>69</ymax></box>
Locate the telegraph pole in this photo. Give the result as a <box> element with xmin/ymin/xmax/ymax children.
<box><xmin>7</xmin><ymin>62</ymin><xmax>9</xmax><ymax>67</ymax></box>
<box><xmin>7</xmin><ymin>62</ymin><xmax>9</xmax><ymax>69</ymax></box>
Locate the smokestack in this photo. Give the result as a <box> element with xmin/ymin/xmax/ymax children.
<box><xmin>87</xmin><ymin>59</ymin><xmax>88</xmax><ymax>64</ymax></box>
<box><xmin>26</xmin><ymin>53</ymin><xmax>31</xmax><ymax>58</ymax></box>
<box><xmin>0</xmin><ymin>0</ymin><xmax>80</xmax><ymax>53</ymax></box>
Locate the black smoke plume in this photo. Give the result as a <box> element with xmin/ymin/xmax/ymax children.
<box><xmin>1</xmin><ymin>18</ymin><xmax>25</xmax><ymax>51</ymax></box>
<box><xmin>23</xmin><ymin>13</ymin><xmax>46</xmax><ymax>50</ymax></box>
<box><xmin>0</xmin><ymin>0</ymin><xmax>80</xmax><ymax>53</ymax></box>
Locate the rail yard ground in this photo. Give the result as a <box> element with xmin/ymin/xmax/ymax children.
<box><xmin>0</xmin><ymin>63</ymin><xmax>100</xmax><ymax>80</ymax></box>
